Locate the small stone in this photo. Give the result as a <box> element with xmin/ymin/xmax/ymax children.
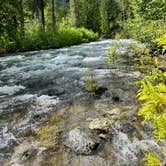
<box><xmin>99</xmin><ymin>133</ymin><xmax>107</xmax><ymax>140</ymax></box>
<box><xmin>89</xmin><ymin>118</ymin><xmax>111</xmax><ymax>133</ymax></box>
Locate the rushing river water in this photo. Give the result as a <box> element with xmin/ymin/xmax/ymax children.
<box><xmin>0</xmin><ymin>40</ymin><xmax>165</xmax><ymax>166</ymax></box>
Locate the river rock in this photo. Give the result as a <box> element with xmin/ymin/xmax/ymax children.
<box><xmin>66</xmin><ymin>128</ymin><xmax>98</xmax><ymax>155</ymax></box>
<box><xmin>11</xmin><ymin>140</ymin><xmax>45</xmax><ymax>166</ymax></box>
<box><xmin>0</xmin><ymin>126</ymin><xmax>17</xmax><ymax>151</ymax></box>
<box><xmin>89</xmin><ymin>118</ymin><xmax>111</xmax><ymax>133</ymax></box>
<box><xmin>112</xmin><ymin>132</ymin><xmax>165</xmax><ymax>166</ymax></box>
<box><xmin>114</xmin><ymin>121</ymin><xmax>135</xmax><ymax>133</ymax></box>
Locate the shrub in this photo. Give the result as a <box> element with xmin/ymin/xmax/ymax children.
<box><xmin>135</xmin><ymin>53</ymin><xmax>166</xmax><ymax>73</ymax></box>
<box><xmin>122</xmin><ymin>18</ymin><xmax>166</xmax><ymax>48</ymax></box>
<box><xmin>107</xmin><ymin>43</ymin><xmax>118</xmax><ymax>68</ymax></box>
<box><xmin>139</xmin><ymin>56</ymin><xmax>158</xmax><ymax>66</ymax></box>
<box><xmin>143</xmin><ymin>152</ymin><xmax>162</xmax><ymax>166</ymax></box>
<box><xmin>137</xmin><ymin>72</ymin><xmax>166</xmax><ymax>141</ymax></box>
<box><xmin>78</xmin><ymin>27</ymin><xmax>98</xmax><ymax>42</ymax></box>
<box><xmin>114</xmin><ymin>33</ymin><xmax>122</xmax><ymax>40</ymax></box>
<box><xmin>156</xmin><ymin>34</ymin><xmax>166</xmax><ymax>54</ymax></box>
<box><xmin>0</xmin><ymin>35</ymin><xmax>16</xmax><ymax>52</ymax></box>
<box><xmin>0</xmin><ymin>26</ymin><xmax>98</xmax><ymax>53</ymax></box>
<box><xmin>85</xmin><ymin>73</ymin><xmax>98</xmax><ymax>94</ymax></box>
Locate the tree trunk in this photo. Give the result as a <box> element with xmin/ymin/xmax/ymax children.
<box><xmin>40</xmin><ymin>0</ymin><xmax>45</xmax><ymax>28</ymax></box>
<box><xmin>51</xmin><ymin>0</ymin><xmax>56</xmax><ymax>27</ymax></box>
<box><xmin>19</xmin><ymin>0</ymin><xmax>24</xmax><ymax>36</ymax></box>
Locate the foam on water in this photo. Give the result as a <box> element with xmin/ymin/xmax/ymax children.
<box><xmin>0</xmin><ymin>85</ymin><xmax>25</xmax><ymax>96</ymax></box>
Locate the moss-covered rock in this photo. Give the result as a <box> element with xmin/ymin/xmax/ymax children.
<box><xmin>35</xmin><ymin>115</ymin><xmax>64</xmax><ymax>150</ymax></box>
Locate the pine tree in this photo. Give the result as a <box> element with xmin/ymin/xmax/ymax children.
<box><xmin>100</xmin><ymin>0</ymin><xmax>120</xmax><ymax>35</ymax></box>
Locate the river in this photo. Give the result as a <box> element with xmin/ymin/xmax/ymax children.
<box><xmin>0</xmin><ymin>40</ymin><xmax>165</xmax><ymax>166</ymax></box>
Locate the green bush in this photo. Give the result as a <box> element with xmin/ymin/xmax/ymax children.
<box><xmin>143</xmin><ymin>152</ymin><xmax>162</xmax><ymax>166</ymax></box>
<box><xmin>137</xmin><ymin>72</ymin><xmax>166</xmax><ymax>141</ymax></box>
<box><xmin>0</xmin><ymin>26</ymin><xmax>98</xmax><ymax>53</ymax></box>
<box><xmin>107</xmin><ymin>43</ymin><xmax>118</xmax><ymax>68</ymax></box>
<box><xmin>156</xmin><ymin>34</ymin><xmax>166</xmax><ymax>54</ymax></box>
<box><xmin>122</xmin><ymin>18</ymin><xmax>166</xmax><ymax>47</ymax></box>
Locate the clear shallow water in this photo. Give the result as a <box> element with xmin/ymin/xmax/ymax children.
<box><xmin>0</xmin><ymin>40</ymin><xmax>165</xmax><ymax>166</ymax></box>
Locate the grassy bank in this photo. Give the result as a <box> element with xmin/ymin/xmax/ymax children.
<box><xmin>0</xmin><ymin>27</ymin><xmax>98</xmax><ymax>54</ymax></box>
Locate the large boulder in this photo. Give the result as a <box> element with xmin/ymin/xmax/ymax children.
<box><xmin>66</xmin><ymin>128</ymin><xmax>98</xmax><ymax>155</ymax></box>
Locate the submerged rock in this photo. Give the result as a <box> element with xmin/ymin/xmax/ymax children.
<box><xmin>89</xmin><ymin>118</ymin><xmax>111</xmax><ymax>133</ymax></box>
<box><xmin>11</xmin><ymin>140</ymin><xmax>45</xmax><ymax>166</ymax></box>
<box><xmin>0</xmin><ymin>126</ymin><xmax>17</xmax><ymax>151</ymax></box>
<box><xmin>94</xmin><ymin>87</ymin><xmax>108</xmax><ymax>96</ymax></box>
<box><xmin>114</xmin><ymin>121</ymin><xmax>135</xmax><ymax>133</ymax></box>
<box><xmin>112</xmin><ymin>132</ymin><xmax>165</xmax><ymax>166</ymax></box>
<box><xmin>13</xmin><ymin>95</ymin><xmax>60</xmax><ymax>136</ymax></box>
<box><xmin>66</xmin><ymin>128</ymin><xmax>99</xmax><ymax>155</ymax></box>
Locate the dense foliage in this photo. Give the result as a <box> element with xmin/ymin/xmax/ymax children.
<box><xmin>0</xmin><ymin>26</ymin><xmax>97</xmax><ymax>52</ymax></box>
<box><xmin>138</xmin><ymin>72</ymin><xmax>166</xmax><ymax>140</ymax></box>
<box><xmin>143</xmin><ymin>152</ymin><xmax>162</xmax><ymax>166</ymax></box>
<box><xmin>156</xmin><ymin>34</ymin><xmax>166</xmax><ymax>54</ymax></box>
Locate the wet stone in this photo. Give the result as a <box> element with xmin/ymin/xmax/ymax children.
<box><xmin>0</xmin><ymin>126</ymin><xmax>17</xmax><ymax>152</ymax></box>
<box><xmin>112</xmin><ymin>132</ymin><xmax>166</xmax><ymax>166</ymax></box>
<box><xmin>66</xmin><ymin>127</ymin><xmax>99</xmax><ymax>155</ymax></box>
<box><xmin>11</xmin><ymin>141</ymin><xmax>45</xmax><ymax>166</ymax></box>
<box><xmin>89</xmin><ymin>118</ymin><xmax>112</xmax><ymax>133</ymax></box>
<box><xmin>114</xmin><ymin>121</ymin><xmax>135</xmax><ymax>133</ymax></box>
